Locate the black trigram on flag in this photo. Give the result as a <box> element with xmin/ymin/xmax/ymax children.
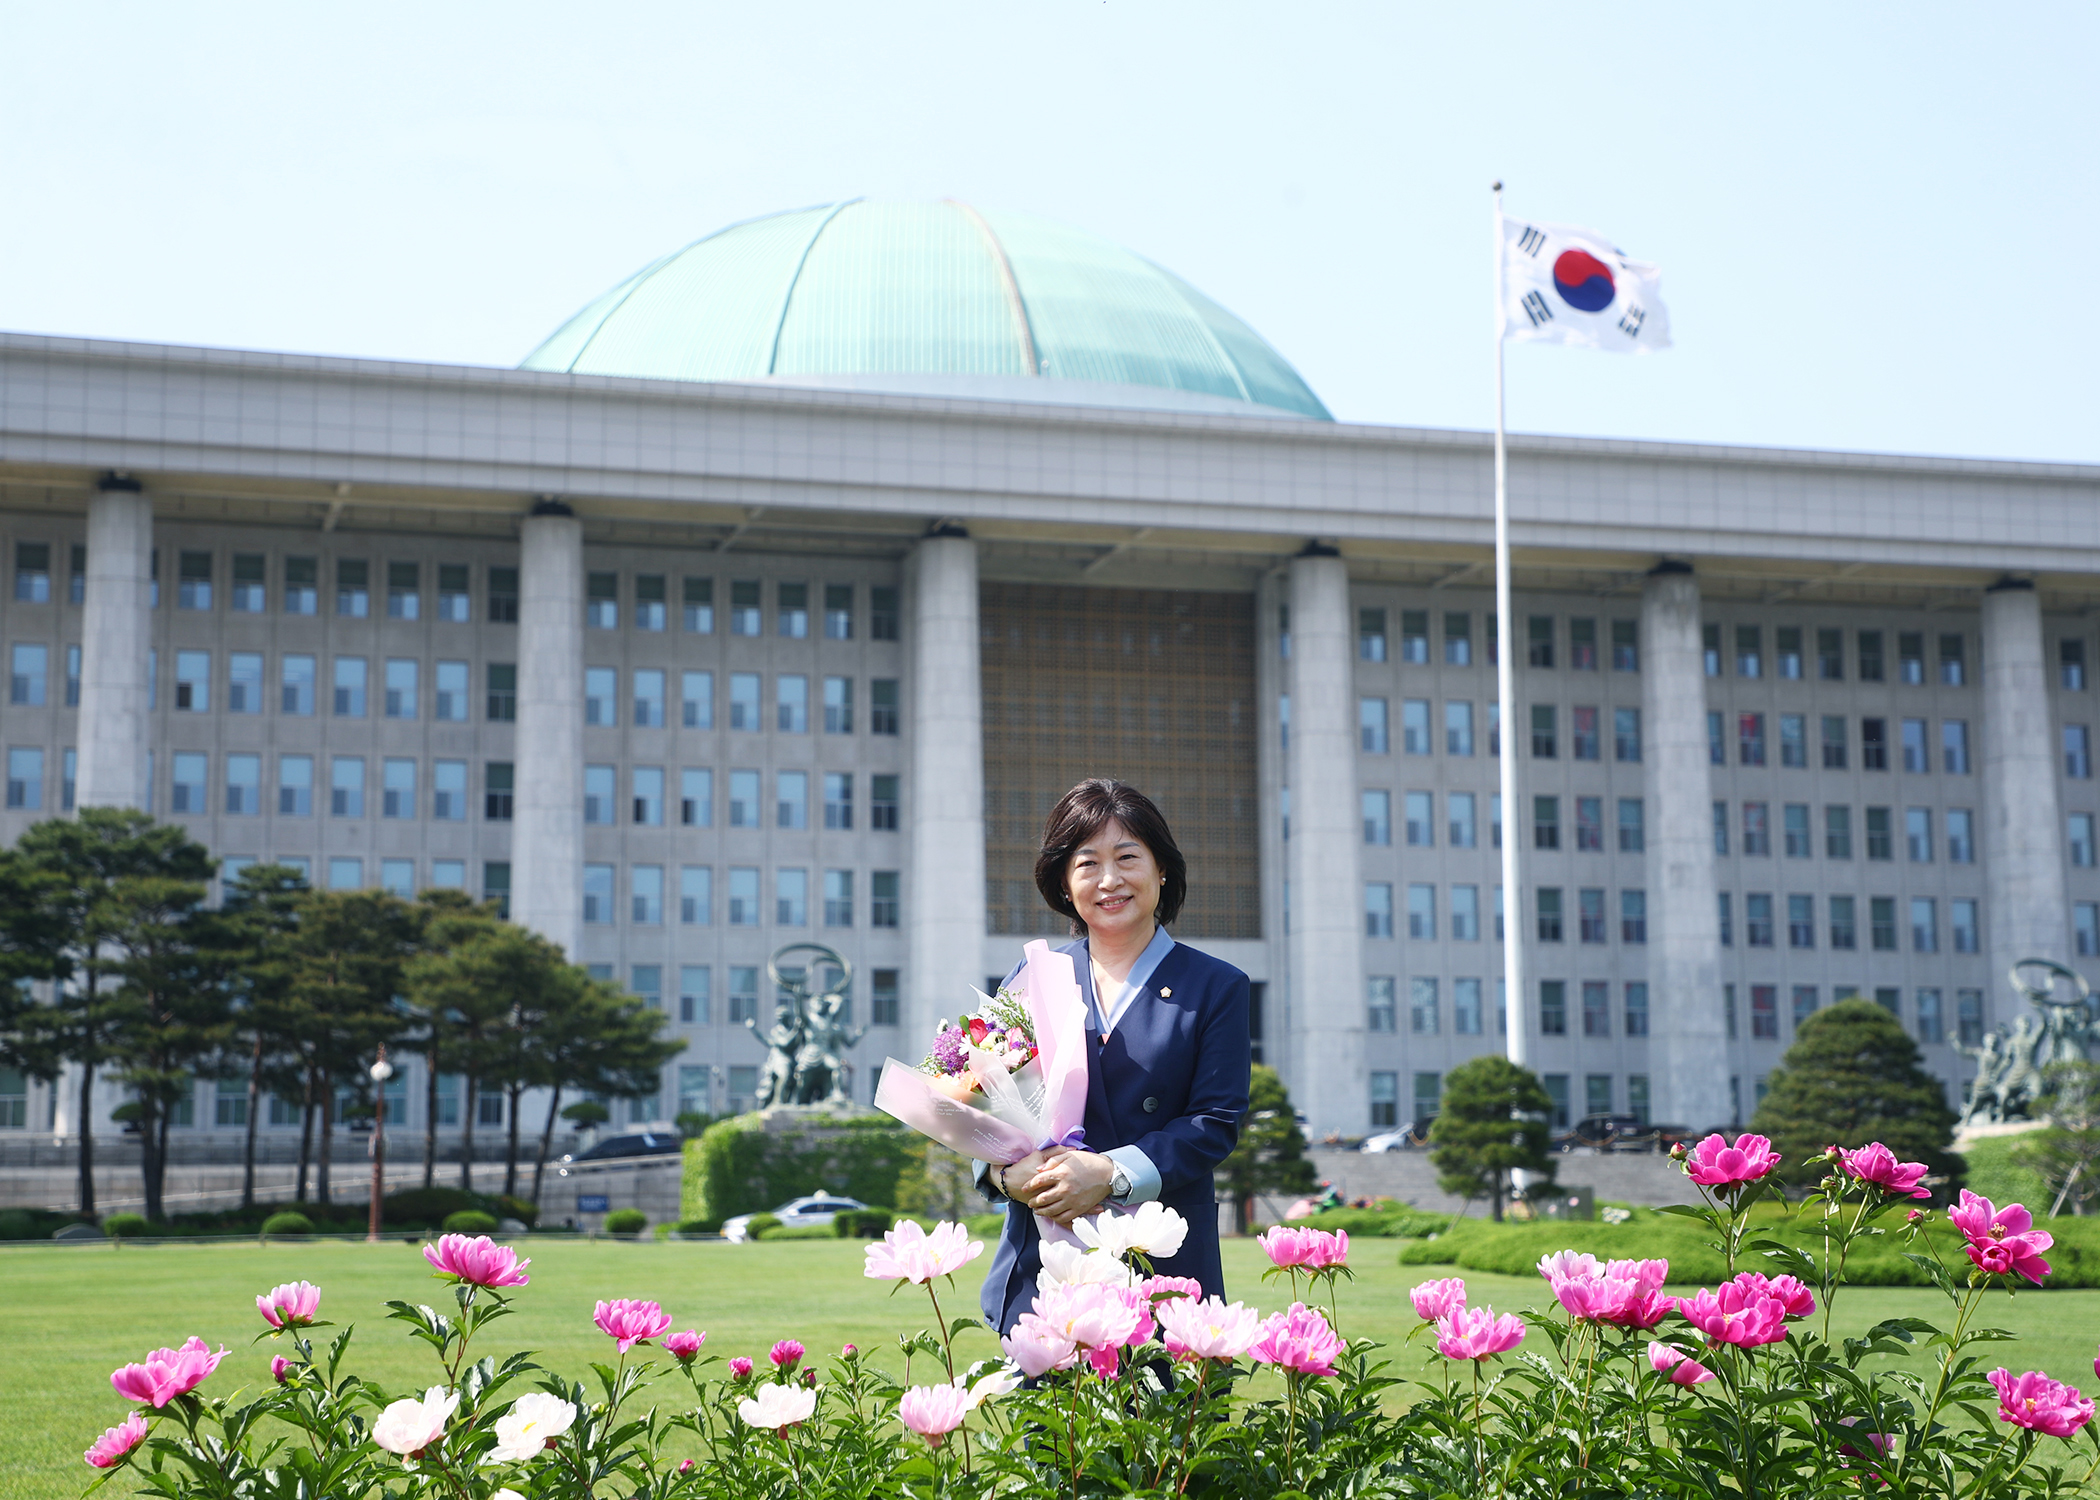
<box><xmin>1617</xmin><ymin>305</ymin><xmax>1647</xmax><ymax>339</ymax></box>
<box><xmin>1522</xmin><ymin>290</ymin><xmax>1554</xmax><ymax>327</ymax></box>
<box><xmin>1516</xmin><ymin>225</ymin><xmax>1546</xmax><ymax>258</ymax></box>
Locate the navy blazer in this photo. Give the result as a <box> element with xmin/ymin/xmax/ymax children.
<box><xmin>978</xmin><ymin>935</ymin><xmax>1252</xmax><ymax>1334</ymax></box>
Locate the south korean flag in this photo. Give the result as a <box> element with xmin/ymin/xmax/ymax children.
<box><xmin>1499</xmin><ymin>218</ymin><xmax>1672</xmax><ymax>352</ymax></box>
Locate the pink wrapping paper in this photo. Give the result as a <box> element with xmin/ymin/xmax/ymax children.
<box><xmin>874</xmin><ymin>939</ymin><xmax>1091</xmax><ymax>1246</ymax></box>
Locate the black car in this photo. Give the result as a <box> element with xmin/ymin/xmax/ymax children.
<box><xmin>556</xmin><ymin>1132</ymin><xmax>684</xmax><ymax>1175</ymax></box>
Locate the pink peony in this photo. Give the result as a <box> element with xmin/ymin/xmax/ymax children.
<box><xmin>1991</xmin><ymin>1368</ymin><xmax>2096</xmax><ymax>1438</ymax></box>
<box><xmin>1683</xmin><ymin>1133</ymin><xmax>1781</xmax><ymax>1190</ymax></box>
<box><xmin>1435</xmin><ymin>1305</ymin><xmax>1525</xmax><ymax>1363</ymax></box>
<box><xmin>1410</xmin><ymin>1278</ymin><xmax>1468</xmax><ymax>1321</ymax></box>
<box><xmin>769</xmin><ymin>1339</ymin><xmax>805</xmax><ymax>1372</ymax></box>
<box><xmin>898</xmin><ymin>1384</ymin><xmax>970</xmax><ymax>1446</ymax></box>
<box><xmin>1730</xmin><ymin>1272</ymin><xmax>1815</xmax><ymax>1320</ymax></box>
<box><xmin>83</xmin><ymin>1413</ymin><xmax>148</xmax><ymax>1469</ymax></box>
<box><xmin>863</xmin><ymin>1220</ymin><xmax>984</xmax><ymax>1285</ymax></box>
<box><xmin>1536</xmin><ymin>1250</ymin><xmax>1601</xmax><ymax>1282</ymax></box>
<box><xmin>664</xmin><ymin>1329</ymin><xmax>706</xmax><ymax>1362</ymax></box>
<box><xmin>1838</xmin><ymin>1143</ymin><xmax>1931</xmax><ymax>1199</ymax></box>
<box><xmin>1156</xmin><ymin>1296</ymin><xmax>1265</xmax><ymax>1362</ymax></box>
<box><xmin>110</xmin><ymin>1337</ymin><xmax>228</xmax><ymax>1408</ymax></box>
<box><xmin>728</xmin><ymin>1357</ymin><xmax>754</xmax><ymax>1380</ymax></box>
<box><xmin>422</xmin><ymin>1234</ymin><xmax>531</xmax><ymax>1288</ymax></box>
<box><xmin>1673</xmin><ymin>1286</ymin><xmax>1788</xmax><ymax>1347</ymax></box>
<box><xmin>256</xmin><ymin>1280</ymin><xmax>321</xmax><ymax>1330</ymax></box>
<box><xmin>1140</xmin><ymin>1274</ymin><xmax>1204</xmax><ymax>1302</ymax></box>
<box><xmin>1030</xmin><ymin>1281</ymin><xmax>1144</xmax><ymax>1353</ymax></box>
<box><xmin>1544</xmin><ymin>1258</ymin><xmax>1672</xmax><ymax>1330</ymax></box>
<box><xmin>592</xmin><ymin>1299</ymin><xmax>672</xmax><ymax>1354</ymax></box>
<box><xmin>1949</xmin><ymin>1191</ymin><xmax>2054</xmax><ymax>1285</ymax></box>
<box><xmin>1255</xmin><ymin>1226</ymin><xmax>1316</xmax><ymax>1268</ymax></box>
<box><xmin>1252</xmin><ymin>1303</ymin><xmax>1346</xmax><ymax>1376</ymax></box>
<box><xmin>1648</xmin><ymin>1341</ymin><xmax>1714</xmax><ymax>1386</ymax></box>
<box><xmin>1302</xmin><ymin>1229</ymin><xmax>1349</xmax><ymax>1270</ymax></box>
<box><xmin>1002</xmin><ymin>1316</ymin><xmax>1079</xmax><ymax>1378</ymax></box>
<box><xmin>270</xmin><ymin>1356</ymin><xmax>293</xmax><ymax>1384</ymax></box>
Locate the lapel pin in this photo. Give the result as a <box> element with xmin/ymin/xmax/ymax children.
<box><xmin>1159</xmin><ymin>987</ymin><xmax>1171</xmax><ymax>997</ymax></box>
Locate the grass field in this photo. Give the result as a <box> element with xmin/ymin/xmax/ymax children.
<box><xmin>5</xmin><ymin>1235</ymin><xmax>2098</xmax><ymax>1500</ymax></box>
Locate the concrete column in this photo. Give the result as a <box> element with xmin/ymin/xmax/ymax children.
<box><xmin>1285</xmin><ymin>550</ymin><xmax>1364</xmax><ymax>1141</ymax></box>
<box><xmin>512</xmin><ymin>504</ymin><xmax>584</xmax><ymax>956</ymax></box>
<box><xmin>1640</xmin><ymin>563</ymin><xmax>1727</xmax><ymax>1131</ymax></box>
<box><xmin>1982</xmin><ymin>581</ymin><xmax>2069</xmax><ymax>1002</ymax></box>
<box><xmin>904</xmin><ymin>531</ymin><xmax>987</xmax><ymax>1045</ymax></box>
<box><xmin>1254</xmin><ymin>572</ymin><xmax>1288</xmax><ymax>1083</ymax></box>
<box><xmin>76</xmin><ymin>476</ymin><xmax>153</xmax><ymax>809</ymax></box>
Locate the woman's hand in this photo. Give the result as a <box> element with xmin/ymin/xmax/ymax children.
<box><xmin>1025</xmin><ymin>1148</ymin><xmax>1116</xmax><ymax>1225</ymax></box>
<box><xmin>997</xmin><ymin>1150</ymin><xmax>1053</xmax><ymax>1208</ymax></box>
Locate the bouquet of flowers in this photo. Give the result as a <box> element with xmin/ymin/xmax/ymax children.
<box><xmin>876</xmin><ymin>940</ymin><xmax>1091</xmax><ymax>1241</ymax></box>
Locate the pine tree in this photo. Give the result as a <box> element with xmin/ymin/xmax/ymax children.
<box><xmin>1428</xmin><ymin>1056</ymin><xmax>1556</xmax><ymax>1221</ymax></box>
<box><xmin>1749</xmin><ymin>998</ymin><xmax>1962</xmax><ymax>1191</ymax></box>
<box><xmin>1217</xmin><ymin>1064</ymin><xmax>1317</xmax><ymax>1232</ymax></box>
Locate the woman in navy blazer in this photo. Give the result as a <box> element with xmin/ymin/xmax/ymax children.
<box><xmin>978</xmin><ymin>778</ymin><xmax>1252</xmax><ymax>1335</ymax></box>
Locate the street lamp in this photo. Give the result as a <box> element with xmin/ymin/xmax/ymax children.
<box><xmin>367</xmin><ymin>1048</ymin><xmax>393</xmax><ymax>1243</ymax></box>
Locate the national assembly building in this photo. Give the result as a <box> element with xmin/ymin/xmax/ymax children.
<box><xmin>1</xmin><ymin>198</ymin><xmax>2095</xmax><ymax>1148</ymax></box>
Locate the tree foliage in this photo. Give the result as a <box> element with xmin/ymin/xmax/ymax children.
<box><xmin>2012</xmin><ymin>1060</ymin><xmax>2100</xmax><ymax>1216</ymax></box>
<box><xmin>1749</xmin><ymin>997</ymin><xmax>1963</xmax><ymax>1192</ymax></box>
<box><xmin>1216</xmin><ymin>1064</ymin><xmax>1316</xmax><ymax>1232</ymax></box>
<box><xmin>1427</xmin><ymin>1055</ymin><xmax>1556</xmax><ymax>1221</ymax></box>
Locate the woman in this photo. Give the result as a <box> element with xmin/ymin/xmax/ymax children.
<box><xmin>978</xmin><ymin>778</ymin><xmax>1252</xmax><ymax>1335</ymax></box>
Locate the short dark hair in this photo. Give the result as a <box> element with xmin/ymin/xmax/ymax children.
<box><xmin>1033</xmin><ymin>779</ymin><xmax>1187</xmax><ymax>935</ymax></box>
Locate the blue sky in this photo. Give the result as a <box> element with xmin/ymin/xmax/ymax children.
<box><xmin>2</xmin><ymin>5</ymin><xmax>2091</xmax><ymax>462</ymax></box>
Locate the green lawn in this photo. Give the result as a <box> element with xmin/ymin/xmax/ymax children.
<box><xmin>4</xmin><ymin>1236</ymin><xmax>2096</xmax><ymax>1500</ymax></box>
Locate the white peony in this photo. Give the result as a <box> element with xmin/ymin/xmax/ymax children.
<box><xmin>1074</xmin><ymin>1201</ymin><xmax>1189</xmax><ymax>1260</ymax></box>
<box><xmin>955</xmin><ymin>1363</ymin><xmax>1023</xmax><ymax>1411</ymax></box>
<box><xmin>737</xmin><ymin>1381</ymin><xmax>819</xmax><ymax>1431</ymax></box>
<box><xmin>489</xmin><ymin>1391</ymin><xmax>578</xmax><ymax>1463</ymax></box>
<box><xmin>1036</xmin><ymin>1239</ymin><xmax>1136</xmax><ymax>1292</ymax></box>
<box><xmin>372</xmin><ymin>1386</ymin><xmax>459</xmax><ymax>1458</ymax></box>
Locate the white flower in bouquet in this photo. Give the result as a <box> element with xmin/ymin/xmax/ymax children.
<box><xmin>1075</xmin><ymin>1201</ymin><xmax>1189</xmax><ymax>1260</ymax></box>
<box><xmin>1037</xmin><ymin>1239</ymin><xmax>1136</xmax><ymax>1292</ymax></box>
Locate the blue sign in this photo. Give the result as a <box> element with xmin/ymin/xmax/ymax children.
<box><xmin>578</xmin><ymin>1194</ymin><xmax>610</xmax><ymax>1213</ymax></box>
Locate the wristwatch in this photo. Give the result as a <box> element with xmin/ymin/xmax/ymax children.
<box><xmin>1108</xmin><ymin>1162</ymin><xmax>1132</xmax><ymax>1204</ymax></box>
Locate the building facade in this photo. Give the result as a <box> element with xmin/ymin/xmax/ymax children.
<box><xmin>1</xmin><ymin>201</ymin><xmax>2096</xmax><ymax>1152</ymax></box>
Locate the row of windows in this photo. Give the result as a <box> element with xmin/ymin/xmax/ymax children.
<box><xmin>1701</xmin><ymin>624</ymin><xmax>1977</xmax><ymax>685</ymax></box>
<box><xmin>1709</xmin><ymin>801</ymin><xmax>1987</xmax><ymax>862</ymax></box>
<box><xmin>1342</xmin><ymin>698</ymin><xmax>1641</xmax><ymax>761</ymax></box>
<box><xmin>1367</xmin><ymin>1070</ymin><xmax>1657</xmax><ymax>1132</ymax></box>
<box><xmin>1704</xmin><ymin>711</ymin><xmax>1999</xmax><ymax>773</ymax></box>
<box><xmin>1723</xmin><ymin>982</ymin><xmax>1983</xmax><ymax>1048</ymax></box>
<box><xmin>577</xmin><ymin>864</ymin><xmax>901</xmax><ymax>929</ymax></box>
<box><xmin>5</xmin><ymin>544</ymin><xmax>901</xmax><ymax>639</ymax></box>
<box><xmin>1346</xmin><ymin>610</ymin><xmax>1640</xmax><ymax>671</ymax></box>
<box><xmin>1716</xmin><ymin>891</ymin><xmax>1980</xmax><ymax>954</ymax></box>
<box><xmin>36</xmin><ymin>750</ymin><xmax>903</xmax><ymax>830</ymax></box>
<box><xmin>208</xmin><ymin>852</ymin><xmax>903</xmax><ymax>931</ymax></box>
<box><xmin>5</xmin><ymin>645</ymin><xmax>904</xmax><ymax>735</ymax></box>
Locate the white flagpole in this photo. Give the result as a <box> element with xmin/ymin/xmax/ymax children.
<box><xmin>1492</xmin><ymin>181</ymin><xmax>1527</xmax><ymax>1074</ymax></box>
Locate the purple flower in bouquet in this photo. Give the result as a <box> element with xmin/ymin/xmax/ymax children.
<box><xmin>930</xmin><ymin>1027</ymin><xmax>969</xmax><ymax>1075</ymax></box>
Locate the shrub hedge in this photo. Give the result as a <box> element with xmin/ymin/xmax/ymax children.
<box><xmin>102</xmin><ymin>1213</ymin><xmax>152</xmax><ymax>1238</ymax></box>
<box><xmin>441</xmin><ymin>1210</ymin><xmax>500</xmax><ymax>1234</ymax></box>
<box><xmin>259</xmin><ymin>1211</ymin><xmax>315</xmax><ymax>1237</ymax></box>
<box><xmin>1396</xmin><ymin>1202</ymin><xmax>2100</xmax><ymax>1287</ymax></box>
<box><xmin>604</xmin><ymin>1208</ymin><xmax>648</xmax><ymax>1237</ymax></box>
<box><xmin>682</xmin><ymin>1115</ymin><xmax>914</xmax><ymax>1223</ymax></box>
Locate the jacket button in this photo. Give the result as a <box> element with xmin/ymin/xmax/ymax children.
<box><xmin>1143</xmin><ymin>1096</ymin><xmax>1160</xmax><ymax>1114</ymax></box>
<box><xmin>1159</xmin><ymin>987</ymin><xmax>1171</xmax><ymax>997</ymax></box>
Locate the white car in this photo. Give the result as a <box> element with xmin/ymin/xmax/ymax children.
<box><xmin>720</xmin><ymin>1194</ymin><xmax>869</xmax><ymax>1243</ymax></box>
<box><xmin>1360</xmin><ymin>1132</ymin><xmax>1410</xmax><ymax>1154</ymax></box>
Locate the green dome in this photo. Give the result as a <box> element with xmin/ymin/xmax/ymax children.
<box><xmin>520</xmin><ymin>199</ymin><xmax>1331</xmax><ymax>420</ymax></box>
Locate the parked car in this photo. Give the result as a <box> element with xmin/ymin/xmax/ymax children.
<box><xmin>721</xmin><ymin>1194</ymin><xmax>869</xmax><ymax>1243</ymax></box>
<box><xmin>555</xmin><ymin>1132</ymin><xmax>684</xmax><ymax>1176</ymax></box>
<box><xmin>1554</xmin><ymin>1114</ymin><xmax>1692</xmax><ymax>1152</ymax></box>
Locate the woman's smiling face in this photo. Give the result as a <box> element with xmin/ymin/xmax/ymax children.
<box><xmin>1065</xmin><ymin>817</ymin><xmax>1162</xmax><ymax>940</ymax></box>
